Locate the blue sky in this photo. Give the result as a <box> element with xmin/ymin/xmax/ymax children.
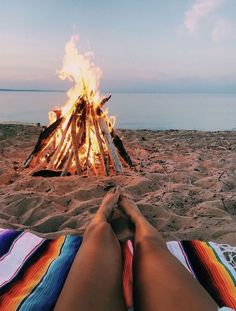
<box><xmin>0</xmin><ymin>0</ymin><xmax>236</xmax><ymax>92</ymax></box>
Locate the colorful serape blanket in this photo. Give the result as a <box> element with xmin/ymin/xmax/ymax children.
<box><xmin>0</xmin><ymin>228</ymin><xmax>235</xmax><ymax>310</ymax></box>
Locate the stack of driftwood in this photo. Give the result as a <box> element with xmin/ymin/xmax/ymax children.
<box><xmin>24</xmin><ymin>95</ymin><xmax>132</xmax><ymax>176</ymax></box>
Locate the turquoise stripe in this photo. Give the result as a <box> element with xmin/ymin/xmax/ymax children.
<box><xmin>18</xmin><ymin>235</ymin><xmax>82</xmax><ymax>311</ymax></box>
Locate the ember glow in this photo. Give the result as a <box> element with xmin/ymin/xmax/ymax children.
<box><xmin>24</xmin><ymin>36</ymin><xmax>132</xmax><ymax>176</ymax></box>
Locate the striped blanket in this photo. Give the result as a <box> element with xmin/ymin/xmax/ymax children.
<box><xmin>0</xmin><ymin>229</ymin><xmax>235</xmax><ymax>310</ymax></box>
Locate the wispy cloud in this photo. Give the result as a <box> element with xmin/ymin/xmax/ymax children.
<box><xmin>184</xmin><ymin>0</ymin><xmax>222</xmax><ymax>34</ymax></box>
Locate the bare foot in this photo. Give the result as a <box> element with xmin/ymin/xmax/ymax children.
<box><xmin>118</xmin><ymin>190</ymin><xmax>144</xmax><ymax>225</ymax></box>
<box><xmin>118</xmin><ymin>190</ymin><xmax>166</xmax><ymax>248</ymax></box>
<box><xmin>110</xmin><ymin>207</ymin><xmax>135</xmax><ymax>241</ymax></box>
<box><xmin>94</xmin><ymin>186</ymin><xmax>121</xmax><ymax>222</ymax></box>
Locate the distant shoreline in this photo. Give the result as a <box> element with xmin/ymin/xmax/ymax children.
<box><xmin>0</xmin><ymin>123</ymin><xmax>235</xmax><ymax>133</ymax></box>
<box><xmin>0</xmin><ymin>89</ymin><xmax>66</xmax><ymax>93</ymax></box>
<box><xmin>1</xmin><ymin>89</ymin><xmax>236</xmax><ymax>94</ymax></box>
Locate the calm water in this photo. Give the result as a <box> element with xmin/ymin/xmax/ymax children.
<box><xmin>0</xmin><ymin>91</ymin><xmax>236</xmax><ymax>131</ymax></box>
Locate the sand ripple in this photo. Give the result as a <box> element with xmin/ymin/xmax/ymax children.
<box><xmin>0</xmin><ymin>124</ymin><xmax>236</xmax><ymax>243</ymax></box>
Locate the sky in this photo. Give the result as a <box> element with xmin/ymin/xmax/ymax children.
<box><xmin>0</xmin><ymin>0</ymin><xmax>236</xmax><ymax>93</ymax></box>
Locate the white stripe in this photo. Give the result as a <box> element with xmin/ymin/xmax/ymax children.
<box><xmin>127</xmin><ymin>240</ymin><xmax>133</xmax><ymax>255</ymax></box>
<box><xmin>0</xmin><ymin>232</ymin><xmax>25</xmax><ymax>260</ymax></box>
<box><xmin>167</xmin><ymin>241</ymin><xmax>194</xmax><ymax>275</ymax></box>
<box><xmin>0</xmin><ymin>231</ymin><xmax>44</xmax><ymax>287</ymax></box>
<box><xmin>209</xmin><ymin>241</ymin><xmax>236</xmax><ymax>280</ymax></box>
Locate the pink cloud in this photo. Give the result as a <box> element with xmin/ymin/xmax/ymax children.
<box><xmin>184</xmin><ymin>0</ymin><xmax>222</xmax><ymax>34</ymax></box>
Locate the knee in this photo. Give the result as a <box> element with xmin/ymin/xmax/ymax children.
<box><xmin>84</xmin><ymin>220</ymin><xmax>113</xmax><ymax>239</ymax></box>
<box><xmin>135</xmin><ymin>234</ymin><xmax>167</xmax><ymax>252</ymax></box>
<box><xmin>83</xmin><ymin>220</ymin><xmax>121</xmax><ymax>254</ymax></box>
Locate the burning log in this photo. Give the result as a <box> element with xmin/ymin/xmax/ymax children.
<box><xmin>47</xmin><ymin>115</ymin><xmax>73</xmax><ymax>169</ymax></box>
<box><xmin>61</xmin><ymin>148</ymin><xmax>74</xmax><ymax>176</ymax></box>
<box><xmin>71</xmin><ymin>113</ymin><xmax>82</xmax><ymax>175</ymax></box>
<box><xmin>24</xmin><ymin>94</ymin><xmax>131</xmax><ymax>177</ymax></box>
<box><xmin>99</xmin><ymin>95</ymin><xmax>111</xmax><ymax>109</ymax></box>
<box><xmin>96</xmin><ymin>97</ymin><xmax>132</xmax><ymax>167</ymax></box>
<box><xmin>91</xmin><ymin>106</ymin><xmax>109</xmax><ymax>176</ymax></box>
<box><xmin>98</xmin><ymin>117</ymin><xmax>123</xmax><ymax>173</ymax></box>
<box><xmin>24</xmin><ymin>36</ymin><xmax>132</xmax><ymax>177</ymax></box>
<box><xmin>24</xmin><ymin>117</ymin><xmax>64</xmax><ymax>167</ymax></box>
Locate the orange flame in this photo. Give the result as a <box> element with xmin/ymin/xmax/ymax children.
<box><xmin>59</xmin><ymin>35</ymin><xmax>102</xmax><ymax>115</ymax></box>
<box><xmin>46</xmin><ymin>36</ymin><xmax>116</xmax><ymax>174</ymax></box>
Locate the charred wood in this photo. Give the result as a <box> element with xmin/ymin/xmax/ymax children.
<box><xmin>32</xmin><ymin>169</ymin><xmax>71</xmax><ymax>177</ymax></box>
<box><xmin>111</xmin><ymin>129</ymin><xmax>133</xmax><ymax>167</ymax></box>
<box><xmin>24</xmin><ymin>117</ymin><xmax>63</xmax><ymax>167</ymax></box>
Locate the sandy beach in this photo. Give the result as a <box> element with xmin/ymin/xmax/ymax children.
<box><xmin>0</xmin><ymin>123</ymin><xmax>235</xmax><ymax>244</ymax></box>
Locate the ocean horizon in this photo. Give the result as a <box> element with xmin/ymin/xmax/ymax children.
<box><xmin>0</xmin><ymin>90</ymin><xmax>236</xmax><ymax>131</ymax></box>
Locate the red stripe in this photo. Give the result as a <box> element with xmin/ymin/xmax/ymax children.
<box><xmin>122</xmin><ymin>241</ymin><xmax>133</xmax><ymax>308</ymax></box>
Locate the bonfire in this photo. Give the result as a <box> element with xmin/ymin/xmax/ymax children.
<box><xmin>24</xmin><ymin>37</ymin><xmax>132</xmax><ymax>176</ymax></box>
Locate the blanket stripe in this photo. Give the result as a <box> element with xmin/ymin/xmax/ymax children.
<box><xmin>18</xmin><ymin>236</ymin><xmax>82</xmax><ymax>311</ymax></box>
<box><xmin>167</xmin><ymin>241</ymin><xmax>195</xmax><ymax>275</ymax></box>
<box><xmin>0</xmin><ymin>232</ymin><xmax>44</xmax><ymax>287</ymax></box>
<box><xmin>0</xmin><ymin>237</ymin><xmax>66</xmax><ymax>310</ymax></box>
<box><xmin>122</xmin><ymin>240</ymin><xmax>133</xmax><ymax>308</ymax></box>
<box><xmin>0</xmin><ymin>229</ymin><xmax>235</xmax><ymax>310</ymax></box>
<box><xmin>0</xmin><ymin>230</ymin><xmax>23</xmax><ymax>258</ymax></box>
<box><xmin>180</xmin><ymin>241</ymin><xmax>236</xmax><ymax>308</ymax></box>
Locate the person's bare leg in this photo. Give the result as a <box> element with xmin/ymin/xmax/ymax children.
<box><xmin>55</xmin><ymin>187</ymin><xmax>126</xmax><ymax>311</ymax></box>
<box><xmin>118</xmin><ymin>192</ymin><xmax>218</xmax><ymax>311</ymax></box>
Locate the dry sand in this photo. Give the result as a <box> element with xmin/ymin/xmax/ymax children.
<box><xmin>0</xmin><ymin>123</ymin><xmax>236</xmax><ymax>244</ymax></box>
